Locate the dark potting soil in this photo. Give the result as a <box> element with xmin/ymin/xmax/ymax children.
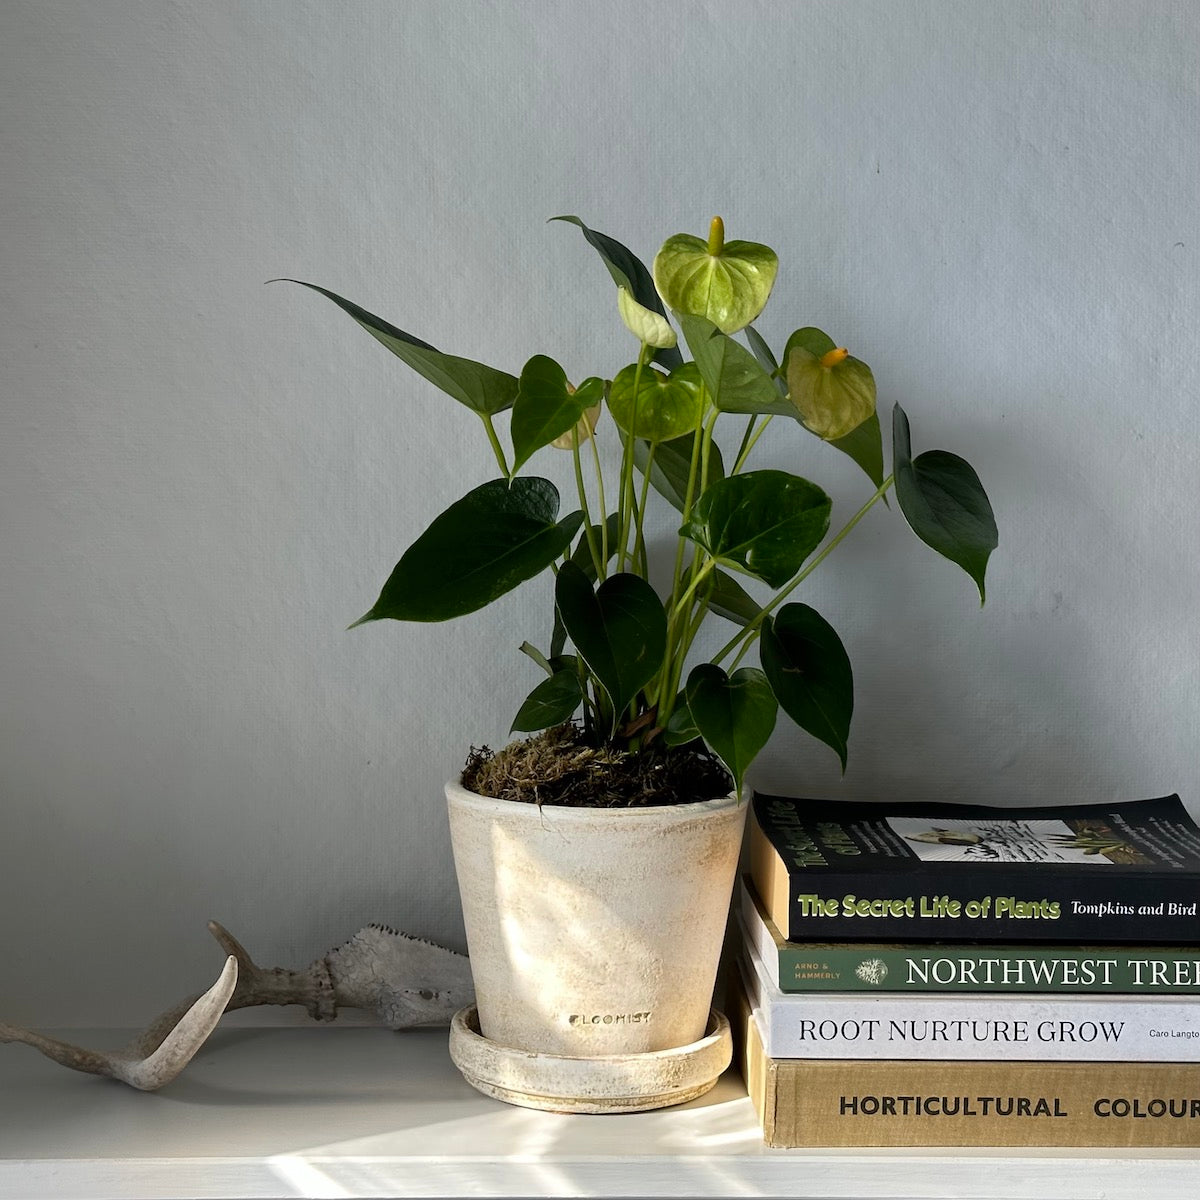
<box><xmin>461</xmin><ymin>724</ymin><xmax>732</xmax><ymax>808</ymax></box>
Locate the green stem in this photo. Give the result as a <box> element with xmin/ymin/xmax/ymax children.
<box><xmin>572</xmin><ymin>436</ymin><xmax>602</xmax><ymax>579</ymax></box>
<box><xmin>482</xmin><ymin>414</ymin><xmax>510</xmax><ymax>479</ymax></box>
<box><xmin>587</xmin><ymin>424</ymin><xmax>609</xmax><ymax>578</ymax></box>
<box><xmin>618</xmin><ymin>344</ymin><xmax>649</xmax><ymax>571</ymax></box>
<box><xmin>732</xmin><ymin>415</ymin><xmax>773</xmax><ymax>473</ymax></box>
<box><xmin>669</xmin><ymin>559</ymin><xmax>716</xmax><ymax>625</ymax></box>
<box><xmin>633</xmin><ymin>441</ymin><xmax>656</xmax><ymax>575</ymax></box>
<box><xmin>732</xmin><ymin>416</ymin><xmax>757</xmax><ymax>473</ymax></box>
<box><xmin>713</xmin><ymin>473</ymin><xmax>896</xmax><ymax>666</ymax></box>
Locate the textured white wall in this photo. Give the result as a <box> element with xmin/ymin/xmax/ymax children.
<box><xmin>1</xmin><ymin>0</ymin><xmax>1197</xmax><ymax>1026</ymax></box>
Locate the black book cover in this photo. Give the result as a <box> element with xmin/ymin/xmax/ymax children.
<box><xmin>750</xmin><ymin>794</ymin><xmax>1200</xmax><ymax>944</ymax></box>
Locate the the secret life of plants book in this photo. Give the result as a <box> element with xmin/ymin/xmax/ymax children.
<box><xmin>748</xmin><ymin>794</ymin><xmax>1200</xmax><ymax>944</ymax></box>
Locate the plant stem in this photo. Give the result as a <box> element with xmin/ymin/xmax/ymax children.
<box><xmin>732</xmin><ymin>415</ymin><xmax>757</xmax><ymax>473</ymax></box>
<box><xmin>669</xmin><ymin>559</ymin><xmax>716</xmax><ymax>625</ymax></box>
<box><xmin>618</xmin><ymin>344</ymin><xmax>648</xmax><ymax>571</ymax></box>
<box><xmin>572</xmin><ymin>436</ymin><xmax>602</xmax><ymax>578</ymax></box>
<box><xmin>713</xmin><ymin>473</ymin><xmax>896</xmax><ymax>666</ymax></box>
<box><xmin>481</xmin><ymin>413</ymin><xmax>510</xmax><ymax>479</ymax></box>
<box><xmin>587</xmin><ymin>424</ymin><xmax>609</xmax><ymax>578</ymax></box>
<box><xmin>633</xmin><ymin>442</ymin><xmax>656</xmax><ymax>575</ymax></box>
<box><xmin>732</xmin><ymin>415</ymin><xmax>773</xmax><ymax>473</ymax></box>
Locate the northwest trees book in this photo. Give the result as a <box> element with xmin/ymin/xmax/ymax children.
<box><xmin>738</xmin><ymin>878</ymin><xmax>1200</xmax><ymax>994</ymax></box>
<box><xmin>749</xmin><ymin>793</ymin><xmax>1200</xmax><ymax>944</ymax></box>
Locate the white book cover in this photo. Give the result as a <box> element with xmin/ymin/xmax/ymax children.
<box><xmin>736</xmin><ymin>912</ymin><xmax>1200</xmax><ymax>1062</ymax></box>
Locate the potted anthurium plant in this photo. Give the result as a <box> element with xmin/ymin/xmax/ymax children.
<box><xmin>281</xmin><ymin>216</ymin><xmax>997</xmax><ymax>1112</ymax></box>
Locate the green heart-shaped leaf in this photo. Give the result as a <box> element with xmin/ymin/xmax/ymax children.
<box><xmin>785</xmin><ymin>327</ymin><xmax>877</xmax><ymax>441</ymax></box>
<box><xmin>685</xmin><ymin>664</ymin><xmax>777</xmax><ymax>793</ymax></box>
<box><xmin>511</xmin><ymin>670</ymin><xmax>583</xmax><ymax>733</ymax></box>
<box><xmin>554</xmin><ymin>564</ymin><xmax>667</xmax><ymax>733</ymax></box>
<box><xmin>352</xmin><ymin>478</ymin><xmax>582</xmax><ymax>624</ymax></box>
<box><xmin>703</xmin><ymin>569</ymin><xmax>762</xmax><ymax>627</ymax></box>
<box><xmin>551</xmin><ymin>216</ymin><xmax>682</xmax><ymax>370</ymax></box>
<box><xmin>680</xmin><ymin>316</ymin><xmax>796</xmax><ymax>418</ymax></box>
<box><xmin>510</xmin><ymin>355</ymin><xmax>604</xmax><ymax>473</ymax></box>
<box><xmin>760</xmin><ymin>604</ymin><xmax>854</xmax><ymax>771</ymax></box>
<box><xmin>278</xmin><ymin>280</ymin><xmax>518</xmax><ymax>416</ymax></box>
<box><xmin>893</xmin><ymin>405</ymin><xmax>998</xmax><ymax>603</ymax></box>
<box><xmin>653</xmin><ymin>223</ymin><xmax>779</xmax><ymax>334</ymax></box>
<box><xmin>624</xmin><ymin>431</ymin><xmax>725</xmax><ymax>513</ymax></box>
<box><xmin>550</xmin><ymin>513</ymin><xmax>622</xmax><ymax>657</ymax></box>
<box><xmin>608</xmin><ymin>362</ymin><xmax>704</xmax><ymax>443</ymax></box>
<box><xmin>680</xmin><ymin>470</ymin><xmax>832</xmax><ymax>588</ymax></box>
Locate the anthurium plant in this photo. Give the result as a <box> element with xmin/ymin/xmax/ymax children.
<box><xmin>282</xmin><ymin>217</ymin><xmax>997</xmax><ymax>797</ymax></box>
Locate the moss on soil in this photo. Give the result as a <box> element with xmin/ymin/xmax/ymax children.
<box><xmin>461</xmin><ymin>724</ymin><xmax>732</xmax><ymax>808</ymax></box>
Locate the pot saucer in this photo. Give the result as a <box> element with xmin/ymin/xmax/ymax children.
<box><xmin>448</xmin><ymin>1005</ymin><xmax>732</xmax><ymax>1114</ymax></box>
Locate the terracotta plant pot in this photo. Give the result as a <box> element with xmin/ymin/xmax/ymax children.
<box><xmin>444</xmin><ymin>780</ymin><xmax>746</xmax><ymax>1109</ymax></box>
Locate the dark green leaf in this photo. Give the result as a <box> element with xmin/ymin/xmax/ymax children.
<box><xmin>627</xmin><ymin>431</ymin><xmax>725</xmax><ymax>513</ymax></box>
<box><xmin>352</xmin><ymin>478</ymin><xmax>582</xmax><ymax>624</ymax></box>
<box><xmin>893</xmin><ymin>405</ymin><xmax>998</xmax><ymax>603</ymax></box>
<box><xmin>745</xmin><ymin>326</ymin><xmax>787</xmax><ymax>397</ymax></box>
<box><xmin>511</xmin><ymin>671</ymin><xmax>583</xmax><ymax>733</ymax></box>
<box><xmin>703</xmin><ymin>569</ymin><xmax>762</xmax><ymax>627</ymax></box>
<box><xmin>550</xmin><ymin>216</ymin><xmax>682</xmax><ymax>369</ymax></box>
<box><xmin>760</xmin><ymin>604</ymin><xmax>854</xmax><ymax>771</ymax></box>
<box><xmin>662</xmin><ymin>695</ymin><xmax>700</xmax><ymax>747</ymax></box>
<box><xmin>510</xmin><ymin>356</ymin><xmax>603</xmax><ymax>473</ymax></box>
<box><xmin>608</xmin><ymin>362</ymin><xmax>704</xmax><ymax>443</ymax></box>
<box><xmin>554</xmin><ymin>564</ymin><xmax>667</xmax><ymax>733</ymax></box>
<box><xmin>685</xmin><ymin>664</ymin><xmax>777</xmax><ymax>793</ymax></box>
<box><xmin>277</xmin><ymin>280</ymin><xmax>518</xmax><ymax>415</ymax></box>
<box><xmin>680</xmin><ymin>470</ymin><xmax>832</xmax><ymax>588</ymax></box>
<box><xmin>680</xmin><ymin>315</ymin><xmax>796</xmax><ymax>418</ymax></box>
<box><xmin>552</xmin><ymin>513</ymin><xmax>621</xmax><ymax>656</ymax></box>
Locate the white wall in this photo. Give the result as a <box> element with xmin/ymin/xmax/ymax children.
<box><xmin>1</xmin><ymin>0</ymin><xmax>1197</xmax><ymax>1026</ymax></box>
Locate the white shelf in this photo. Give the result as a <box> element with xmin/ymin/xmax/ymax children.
<box><xmin>1</xmin><ymin>1026</ymin><xmax>1197</xmax><ymax>1198</ymax></box>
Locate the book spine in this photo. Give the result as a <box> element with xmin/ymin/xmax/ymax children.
<box><xmin>731</xmin><ymin>973</ymin><xmax>1200</xmax><ymax>1148</ymax></box>
<box><xmin>738</xmin><ymin>940</ymin><xmax>1200</xmax><ymax>1062</ymax></box>
<box><xmin>738</xmin><ymin>883</ymin><xmax>1200</xmax><ymax>994</ymax></box>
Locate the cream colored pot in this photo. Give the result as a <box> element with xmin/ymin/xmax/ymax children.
<box><xmin>445</xmin><ymin>780</ymin><xmax>746</xmax><ymax>1059</ymax></box>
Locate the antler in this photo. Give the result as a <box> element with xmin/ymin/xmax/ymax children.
<box><xmin>0</xmin><ymin>920</ymin><xmax>473</xmax><ymax>1090</ymax></box>
<box><xmin>0</xmin><ymin>955</ymin><xmax>238</xmax><ymax>1091</ymax></box>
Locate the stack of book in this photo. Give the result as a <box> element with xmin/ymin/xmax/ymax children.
<box><xmin>732</xmin><ymin>792</ymin><xmax>1200</xmax><ymax>1148</ymax></box>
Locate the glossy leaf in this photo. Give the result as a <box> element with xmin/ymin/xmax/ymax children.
<box><xmin>278</xmin><ymin>280</ymin><xmax>518</xmax><ymax>415</ymax></box>
<box><xmin>627</xmin><ymin>431</ymin><xmax>725</xmax><ymax>513</ymax></box>
<box><xmin>653</xmin><ymin>228</ymin><xmax>779</xmax><ymax>334</ymax></box>
<box><xmin>551</xmin><ymin>216</ymin><xmax>682</xmax><ymax>369</ymax></box>
<box><xmin>608</xmin><ymin>362</ymin><xmax>704</xmax><ymax>443</ymax></box>
<box><xmin>685</xmin><ymin>664</ymin><xmax>777</xmax><ymax>793</ymax></box>
<box><xmin>893</xmin><ymin>405</ymin><xmax>998</xmax><ymax>603</ymax></box>
<box><xmin>680</xmin><ymin>470</ymin><xmax>833</xmax><ymax>588</ymax></box>
<box><xmin>680</xmin><ymin>316</ymin><xmax>796</xmax><ymax>418</ymax></box>
<box><xmin>784</xmin><ymin>326</ymin><xmax>876</xmax><ymax>441</ymax></box>
<box><xmin>511</xmin><ymin>355</ymin><xmax>604</xmax><ymax>473</ymax></box>
<box><xmin>554</xmin><ymin>564</ymin><xmax>667</xmax><ymax>733</ymax></box>
<box><xmin>760</xmin><ymin>604</ymin><xmax>854</xmax><ymax>771</ymax></box>
<box><xmin>703</xmin><ymin>569</ymin><xmax>761</xmax><ymax>627</ymax></box>
<box><xmin>511</xmin><ymin>670</ymin><xmax>583</xmax><ymax>733</ymax></box>
<box><xmin>618</xmin><ymin>287</ymin><xmax>677</xmax><ymax>349</ymax></box>
<box><xmin>551</xmin><ymin>514</ymin><xmax>622</xmax><ymax>657</ymax></box>
<box><xmin>351</xmin><ymin>478</ymin><xmax>582</xmax><ymax>624</ymax></box>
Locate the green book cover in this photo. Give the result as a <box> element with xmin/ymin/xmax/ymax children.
<box><xmin>739</xmin><ymin>878</ymin><xmax>1200</xmax><ymax>994</ymax></box>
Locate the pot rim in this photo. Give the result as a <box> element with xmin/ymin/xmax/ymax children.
<box><xmin>445</xmin><ymin>778</ymin><xmax>747</xmax><ymax>820</ymax></box>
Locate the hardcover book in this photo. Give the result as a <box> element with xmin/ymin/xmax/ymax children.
<box><xmin>737</xmin><ymin>923</ymin><xmax>1200</xmax><ymax>1061</ymax></box>
<box><xmin>731</xmin><ymin>973</ymin><xmax>1200</xmax><ymax>1148</ymax></box>
<box><xmin>749</xmin><ymin>793</ymin><xmax>1200</xmax><ymax>944</ymax></box>
<box><xmin>738</xmin><ymin>877</ymin><xmax>1200</xmax><ymax>994</ymax></box>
